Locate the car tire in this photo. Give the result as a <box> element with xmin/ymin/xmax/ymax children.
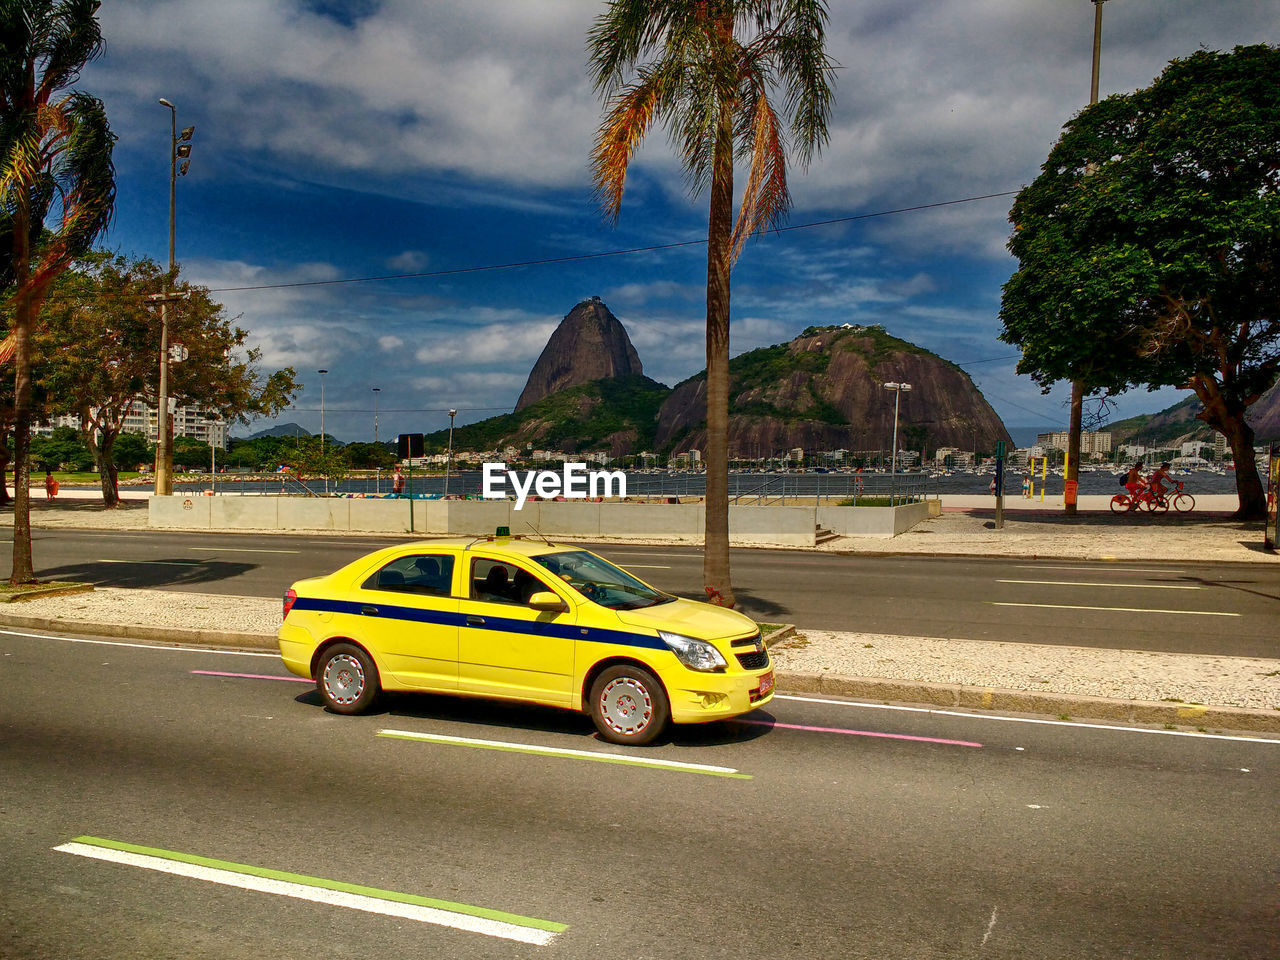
<box><xmin>589</xmin><ymin>664</ymin><xmax>670</xmax><ymax>746</ymax></box>
<box><xmin>317</xmin><ymin>642</ymin><xmax>380</xmax><ymax>715</ymax></box>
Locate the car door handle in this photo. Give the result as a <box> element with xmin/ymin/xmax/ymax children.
<box><xmin>361</xmin><ymin>605</ymin><xmax>378</xmax><ymax>615</ymax></box>
<box><xmin>466</xmin><ymin>615</ymin><xmax>485</xmax><ymax>625</ymax></box>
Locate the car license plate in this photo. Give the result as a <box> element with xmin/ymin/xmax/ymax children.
<box><xmin>757</xmin><ymin>670</ymin><xmax>774</xmax><ymax>697</ymax></box>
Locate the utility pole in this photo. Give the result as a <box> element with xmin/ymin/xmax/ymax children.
<box><xmin>1065</xmin><ymin>0</ymin><xmax>1108</xmax><ymax>515</ymax></box>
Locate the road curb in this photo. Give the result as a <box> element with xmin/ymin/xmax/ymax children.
<box><xmin>0</xmin><ymin>611</ymin><xmax>276</xmax><ymax>651</ymax></box>
<box><xmin>774</xmin><ymin>671</ymin><xmax>1280</xmax><ymax>735</ymax></box>
<box><xmin>4</xmin><ymin>612</ymin><xmax>1275</xmax><ymax>736</ymax></box>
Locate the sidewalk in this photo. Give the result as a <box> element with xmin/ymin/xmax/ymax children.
<box><xmin>1</xmin><ymin>492</ymin><xmax>1277</xmax><ymax>734</ymax></box>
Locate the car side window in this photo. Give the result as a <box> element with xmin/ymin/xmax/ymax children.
<box><xmin>470</xmin><ymin>558</ymin><xmax>552</xmax><ymax>606</ymax></box>
<box><xmin>363</xmin><ymin>554</ymin><xmax>455</xmax><ymax>597</ymax></box>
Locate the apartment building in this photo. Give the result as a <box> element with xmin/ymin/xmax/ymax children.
<box><xmin>36</xmin><ymin>401</ymin><xmax>227</xmax><ymax>449</ymax></box>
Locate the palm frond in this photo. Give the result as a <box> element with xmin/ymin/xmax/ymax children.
<box><xmin>591</xmin><ymin>73</ymin><xmax>664</xmax><ymax>222</ymax></box>
<box><xmin>730</xmin><ymin>86</ymin><xmax>789</xmax><ymax>261</ymax></box>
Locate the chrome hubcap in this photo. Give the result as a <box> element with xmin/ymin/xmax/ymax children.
<box><xmin>599</xmin><ymin>677</ymin><xmax>653</xmax><ymax>735</ymax></box>
<box><xmin>323</xmin><ymin>653</ymin><xmax>364</xmax><ymax>705</ymax></box>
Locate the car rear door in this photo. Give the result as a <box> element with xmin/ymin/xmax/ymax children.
<box><xmin>359</xmin><ymin>551</ymin><xmax>461</xmax><ymax>690</ymax></box>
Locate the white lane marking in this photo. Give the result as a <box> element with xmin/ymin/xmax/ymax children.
<box><xmin>774</xmin><ymin>694</ymin><xmax>1280</xmax><ymax>744</ymax></box>
<box><xmin>53</xmin><ymin>842</ymin><xmax>559</xmax><ymax>946</ymax></box>
<box><xmin>624</xmin><ymin>564</ymin><xmax>671</xmax><ymax>569</ymax></box>
<box><xmin>183</xmin><ymin>547</ymin><xmax>302</xmax><ymax>555</ymax></box>
<box><xmin>997</xmin><ymin>579</ymin><xmax>1201</xmax><ymax>590</ymax></box>
<box><xmin>1013</xmin><ymin>565</ymin><xmax>1186</xmax><ymax>575</ymax></box>
<box><xmin>988</xmin><ymin>601</ymin><xmax>1238</xmax><ymax>617</ymax></box>
<box><xmin>0</xmin><ymin>628</ymin><xmax>277</xmax><ymax>657</ymax></box>
<box><xmin>380</xmin><ymin>729</ymin><xmax>745</xmax><ymax>775</ymax></box>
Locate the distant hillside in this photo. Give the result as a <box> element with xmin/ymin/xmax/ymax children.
<box><xmin>656</xmin><ymin>324</ymin><xmax>1011</xmax><ymax>456</ymax></box>
<box><xmin>1108</xmin><ymin>381</ymin><xmax>1280</xmax><ymax>446</ymax></box>
<box><xmin>428</xmin><ymin>375</ymin><xmax>671</xmax><ymax>458</ymax></box>
<box><xmin>242</xmin><ymin>422</ymin><xmax>311</xmax><ymax>440</ymax></box>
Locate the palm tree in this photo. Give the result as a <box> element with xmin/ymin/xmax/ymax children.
<box><xmin>0</xmin><ymin>0</ymin><xmax>115</xmax><ymax>583</ymax></box>
<box><xmin>589</xmin><ymin>0</ymin><xmax>834</xmax><ymax>607</ymax></box>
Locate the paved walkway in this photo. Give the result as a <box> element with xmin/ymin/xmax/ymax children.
<box><xmin>1</xmin><ymin>491</ymin><xmax>1277</xmax><ymax>734</ymax></box>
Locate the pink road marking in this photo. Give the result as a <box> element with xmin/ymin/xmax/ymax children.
<box><xmin>191</xmin><ymin>670</ymin><xmax>311</xmax><ymax>683</ymax></box>
<box><xmin>737</xmin><ymin>717</ymin><xmax>981</xmax><ymax>748</ymax></box>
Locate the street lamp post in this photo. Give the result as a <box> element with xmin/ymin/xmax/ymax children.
<box><xmin>883</xmin><ymin>382</ymin><xmax>912</xmax><ymax>503</ymax></box>
<box><xmin>154</xmin><ymin>98</ymin><xmax>194</xmax><ymax>496</ymax></box>
<box><xmin>372</xmin><ymin>386</ymin><xmax>381</xmax><ymax>493</ymax></box>
<box><xmin>318</xmin><ymin>369</ymin><xmax>328</xmax><ymax>495</ymax></box>
<box><xmin>444</xmin><ymin>409</ymin><xmax>458</xmax><ymax>498</ymax></box>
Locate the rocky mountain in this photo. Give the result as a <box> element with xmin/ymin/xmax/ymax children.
<box><xmin>656</xmin><ymin>325</ymin><xmax>1011</xmax><ymax>457</ymax></box>
<box><xmin>515</xmin><ymin>297</ymin><xmax>643</xmax><ymax>411</ymax></box>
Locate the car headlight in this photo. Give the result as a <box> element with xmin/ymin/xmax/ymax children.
<box><xmin>659</xmin><ymin>631</ymin><xmax>727</xmax><ymax>673</ymax></box>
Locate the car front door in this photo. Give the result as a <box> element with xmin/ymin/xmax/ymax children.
<box><xmin>360</xmin><ymin>551</ymin><xmax>460</xmax><ymax>690</ymax></box>
<box><xmin>457</xmin><ymin>556</ymin><xmax>575</xmax><ymax>705</ymax></box>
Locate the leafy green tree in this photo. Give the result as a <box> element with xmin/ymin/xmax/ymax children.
<box><xmin>38</xmin><ymin>252</ymin><xmax>299</xmax><ymax>506</ymax></box>
<box><xmin>344</xmin><ymin>441</ymin><xmax>395</xmax><ymax>470</ymax></box>
<box><xmin>285</xmin><ymin>436</ymin><xmax>349</xmax><ymax>489</ymax></box>
<box><xmin>588</xmin><ymin>0</ymin><xmax>835</xmax><ymax>605</ymax></box>
<box><xmin>31</xmin><ymin>424</ymin><xmax>91</xmax><ymax>470</ymax></box>
<box><xmin>1000</xmin><ymin>45</ymin><xmax>1280</xmax><ymax>519</ymax></box>
<box><xmin>0</xmin><ymin>0</ymin><xmax>115</xmax><ymax>582</ymax></box>
<box><xmin>111</xmin><ymin>431</ymin><xmax>150</xmax><ymax>471</ymax></box>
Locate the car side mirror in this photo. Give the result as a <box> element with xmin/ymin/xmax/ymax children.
<box><xmin>527</xmin><ymin>591</ymin><xmax>567</xmax><ymax>612</ymax></box>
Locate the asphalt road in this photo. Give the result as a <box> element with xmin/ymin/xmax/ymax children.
<box><xmin>3</xmin><ymin>626</ymin><xmax>1277</xmax><ymax>960</ymax></box>
<box><xmin>4</xmin><ymin>528</ymin><xmax>1279</xmax><ymax>658</ymax></box>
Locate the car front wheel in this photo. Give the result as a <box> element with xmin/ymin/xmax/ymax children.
<box><xmin>589</xmin><ymin>664</ymin><xmax>670</xmax><ymax>746</ymax></box>
<box><xmin>317</xmin><ymin>642</ymin><xmax>380</xmax><ymax>714</ymax></box>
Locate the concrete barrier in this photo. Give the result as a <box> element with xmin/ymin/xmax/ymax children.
<box><xmin>150</xmin><ymin>495</ymin><xmax>929</xmax><ymax>543</ymax></box>
<box><xmin>730</xmin><ymin>505</ymin><xmax>815</xmax><ymax>546</ymax></box>
<box><xmin>211</xmin><ymin>496</ymin><xmax>279</xmax><ymax>529</ymax></box>
<box><xmin>817</xmin><ymin>501</ymin><xmax>930</xmax><ymax>538</ymax></box>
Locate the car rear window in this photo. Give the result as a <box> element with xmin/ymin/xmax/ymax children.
<box><xmin>363</xmin><ymin>554</ymin><xmax>455</xmax><ymax>596</ymax></box>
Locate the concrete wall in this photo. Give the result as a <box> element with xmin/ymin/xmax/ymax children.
<box><xmin>817</xmin><ymin>501</ymin><xmax>930</xmax><ymax>539</ymax></box>
<box><xmin>150</xmin><ymin>495</ymin><xmax>929</xmax><ymax>542</ymax></box>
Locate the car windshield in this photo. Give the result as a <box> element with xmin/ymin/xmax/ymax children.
<box><xmin>532</xmin><ymin>550</ymin><xmax>674</xmax><ymax>610</ymax></box>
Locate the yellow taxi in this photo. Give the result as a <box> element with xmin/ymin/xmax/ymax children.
<box><xmin>279</xmin><ymin>535</ymin><xmax>774</xmax><ymax>744</ymax></box>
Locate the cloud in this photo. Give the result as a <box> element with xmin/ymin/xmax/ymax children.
<box><xmin>386</xmin><ymin>250</ymin><xmax>428</xmax><ymax>272</ymax></box>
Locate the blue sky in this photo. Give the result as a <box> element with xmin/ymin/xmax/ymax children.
<box><xmin>77</xmin><ymin>1</ymin><xmax>1275</xmax><ymax>443</ymax></box>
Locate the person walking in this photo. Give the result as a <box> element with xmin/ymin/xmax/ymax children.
<box><xmin>392</xmin><ymin>466</ymin><xmax>405</xmax><ymax>497</ymax></box>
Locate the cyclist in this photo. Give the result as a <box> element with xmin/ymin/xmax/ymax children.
<box><xmin>1124</xmin><ymin>461</ymin><xmax>1145</xmax><ymax>506</ymax></box>
<box><xmin>1148</xmin><ymin>461</ymin><xmax>1173</xmax><ymax>505</ymax></box>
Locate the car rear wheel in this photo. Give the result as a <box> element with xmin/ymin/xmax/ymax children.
<box><xmin>589</xmin><ymin>664</ymin><xmax>670</xmax><ymax>746</ymax></box>
<box><xmin>317</xmin><ymin>642</ymin><xmax>380</xmax><ymax>714</ymax></box>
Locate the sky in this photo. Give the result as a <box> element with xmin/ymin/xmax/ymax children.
<box><xmin>75</xmin><ymin>0</ymin><xmax>1276</xmax><ymax>444</ymax></box>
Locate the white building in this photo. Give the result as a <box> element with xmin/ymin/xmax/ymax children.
<box><xmin>37</xmin><ymin>401</ymin><xmax>227</xmax><ymax>449</ymax></box>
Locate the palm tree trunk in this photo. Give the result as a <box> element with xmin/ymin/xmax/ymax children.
<box><xmin>10</xmin><ymin>205</ymin><xmax>34</xmax><ymax>584</ymax></box>
<box><xmin>703</xmin><ymin>96</ymin><xmax>735</xmax><ymax>607</ymax></box>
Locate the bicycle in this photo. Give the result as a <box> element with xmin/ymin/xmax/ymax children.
<box><xmin>1110</xmin><ymin>479</ymin><xmax>1195</xmax><ymax>513</ymax></box>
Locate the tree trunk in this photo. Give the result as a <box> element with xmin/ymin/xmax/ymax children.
<box><xmin>0</xmin><ymin>424</ymin><xmax>11</xmax><ymax>508</ymax></box>
<box><xmin>86</xmin><ymin>428</ymin><xmax>120</xmax><ymax>508</ymax></box>
<box><xmin>10</xmin><ymin>206</ymin><xmax>34</xmax><ymax>584</ymax></box>
<box><xmin>1193</xmin><ymin>378</ymin><xmax>1266</xmax><ymax>520</ymax></box>
<box><xmin>1219</xmin><ymin>416</ymin><xmax>1266</xmax><ymax>520</ymax></box>
<box><xmin>702</xmin><ymin>89</ymin><xmax>735</xmax><ymax>608</ymax></box>
<box><xmin>1064</xmin><ymin>379</ymin><xmax>1083</xmax><ymax>516</ymax></box>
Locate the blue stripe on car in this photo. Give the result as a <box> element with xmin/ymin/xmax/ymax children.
<box><xmin>291</xmin><ymin>596</ymin><xmax>667</xmax><ymax>651</ymax></box>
